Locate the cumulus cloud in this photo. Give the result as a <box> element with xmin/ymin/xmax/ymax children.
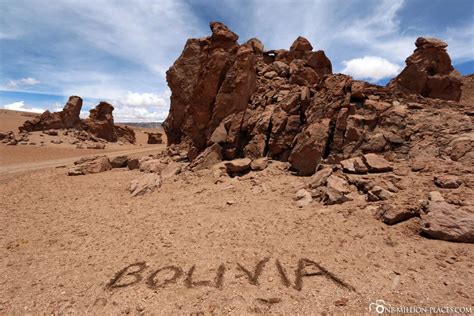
<box><xmin>2</xmin><ymin>101</ymin><xmax>45</xmax><ymax>113</ymax></box>
<box><xmin>121</xmin><ymin>91</ymin><xmax>170</xmax><ymax>108</ymax></box>
<box><xmin>6</xmin><ymin>77</ymin><xmax>40</xmax><ymax>89</ymax></box>
<box><xmin>112</xmin><ymin>91</ymin><xmax>170</xmax><ymax>122</ymax></box>
<box><xmin>112</xmin><ymin>106</ymin><xmax>169</xmax><ymax>123</ymax></box>
<box><xmin>342</xmin><ymin>56</ymin><xmax>402</xmax><ymax>81</ymax></box>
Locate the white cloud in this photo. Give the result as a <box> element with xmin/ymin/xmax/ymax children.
<box><xmin>112</xmin><ymin>91</ymin><xmax>170</xmax><ymax>122</ymax></box>
<box><xmin>6</xmin><ymin>77</ymin><xmax>40</xmax><ymax>89</ymax></box>
<box><xmin>342</xmin><ymin>56</ymin><xmax>402</xmax><ymax>81</ymax></box>
<box><xmin>112</xmin><ymin>106</ymin><xmax>169</xmax><ymax>123</ymax></box>
<box><xmin>2</xmin><ymin>101</ymin><xmax>45</xmax><ymax>113</ymax></box>
<box><xmin>121</xmin><ymin>91</ymin><xmax>170</xmax><ymax>108</ymax></box>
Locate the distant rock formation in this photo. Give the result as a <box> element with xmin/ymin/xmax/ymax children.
<box><xmin>19</xmin><ymin>96</ymin><xmax>83</xmax><ymax>132</ymax></box>
<box><xmin>389</xmin><ymin>37</ymin><xmax>462</xmax><ymax>101</ymax></box>
<box><xmin>19</xmin><ymin>97</ymin><xmax>135</xmax><ymax>143</ymax></box>
<box><xmin>145</xmin><ymin>132</ymin><xmax>163</xmax><ymax>144</ymax></box>
<box><xmin>82</xmin><ymin>102</ymin><xmax>117</xmax><ymax>142</ymax></box>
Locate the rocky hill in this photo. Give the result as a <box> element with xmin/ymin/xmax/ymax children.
<box><xmin>163</xmin><ymin>23</ymin><xmax>468</xmax><ymax>175</ymax></box>
<box><xmin>156</xmin><ymin>22</ymin><xmax>473</xmax><ymax>243</ymax></box>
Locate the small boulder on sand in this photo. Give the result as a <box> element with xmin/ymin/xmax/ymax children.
<box><xmin>130</xmin><ymin>173</ymin><xmax>162</xmax><ymax>197</ymax></box>
<box><xmin>68</xmin><ymin>156</ymin><xmax>112</xmax><ymax>176</ymax></box>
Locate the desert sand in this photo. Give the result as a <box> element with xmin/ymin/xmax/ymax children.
<box><xmin>1</xmin><ymin>109</ymin><xmax>473</xmax><ymax>314</ymax></box>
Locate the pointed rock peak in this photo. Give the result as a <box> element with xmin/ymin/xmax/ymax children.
<box><xmin>290</xmin><ymin>36</ymin><xmax>313</xmax><ymax>52</ymax></box>
<box><xmin>63</xmin><ymin>96</ymin><xmax>83</xmax><ymax>114</ymax></box>
<box><xmin>390</xmin><ymin>36</ymin><xmax>461</xmax><ymax>101</ymax></box>
<box><xmin>89</xmin><ymin>102</ymin><xmax>114</xmax><ymax>121</ymax></box>
<box><xmin>210</xmin><ymin>21</ymin><xmax>239</xmax><ymax>43</ymax></box>
<box><xmin>245</xmin><ymin>38</ymin><xmax>264</xmax><ymax>54</ymax></box>
<box><xmin>415</xmin><ymin>37</ymin><xmax>448</xmax><ymax>49</ymax></box>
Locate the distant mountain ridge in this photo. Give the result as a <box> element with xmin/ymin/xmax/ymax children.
<box><xmin>119</xmin><ymin>122</ymin><xmax>162</xmax><ymax>129</ymax></box>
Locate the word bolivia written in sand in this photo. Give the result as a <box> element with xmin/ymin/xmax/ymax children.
<box><xmin>106</xmin><ymin>257</ymin><xmax>356</xmax><ymax>292</ymax></box>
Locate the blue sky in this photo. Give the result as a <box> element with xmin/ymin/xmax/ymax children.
<box><xmin>0</xmin><ymin>0</ymin><xmax>473</xmax><ymax>122</ymax></box>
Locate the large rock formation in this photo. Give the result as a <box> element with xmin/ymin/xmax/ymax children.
<box><xmin>389</xmin><ymin>37</ymin><xmax>462</xmax><ymax>101</ymax></box>
<box><xmin>164</xmin><ymin>23</ymin><xmax>468</xmax><ymax>177</ymax></box>
<box><xmin>19</xmin><ymin>96</ymin><xmax>82</xmax><ymax>132</ymax></box>
<box><xmin>82</xmin><ymin>102</ymin><xmax>117</xmax><ymax>142</ymax></box>
<box><xmin>164</xmin><ymin>22</ymin><xmax>335</xmax><ymax>174</ymax></box>
<box><xmin>19</xmin><ymin>97</ymin><xmax>135</xmax><ymax>143</ymax></box>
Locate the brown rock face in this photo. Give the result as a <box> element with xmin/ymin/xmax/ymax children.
<box><xmin>390</xmin><ymin>37</ymin><xmax>462</xmax><ymax>101</ymax></box>
<box><xmin>19</xmin><ymin>96</ymin><xmax>82</xmax><ymax>132</ymax></box>
<box><xmin>82</xmin><ymin>102</ymin><xmax>117</xmax><ymax>142</ymax></box>
<box><xmin>146</xmin><ymin>132</ymin><xmax>163</xmax><ymax>144</ymax></box>
<box><xmin>164</xmin><ymin>22</ymin><xmax>335</xmax><ymax>174</ymax></box>
<box><xmin>163</xmin><ymin>22</ymin><xmax>467</xmax><ymax>179</ymax></box>
<box><xmin>115</xmin><ymin>125</ymin><xmax>136</xmax><ymax>143</ymax></box>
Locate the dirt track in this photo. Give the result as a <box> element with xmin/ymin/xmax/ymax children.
<box><xmin>0</xmin><ymin>146</ymin><xmax>161</xmax><ymax>175</ymax></box>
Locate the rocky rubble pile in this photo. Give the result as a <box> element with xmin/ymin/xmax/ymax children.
<box><xmin>19</xmin><ymin>96</ymin><xmax>135</xmax><ymax>143</ymax></box>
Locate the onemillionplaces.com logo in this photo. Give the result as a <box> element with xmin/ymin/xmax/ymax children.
<box><xmin>369</xmin><ymin>299</ymin><xmax>472</xmax><ymax>314</ymax></box>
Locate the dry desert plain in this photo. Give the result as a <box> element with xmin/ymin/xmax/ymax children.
<box><xmin>0</xmin><ymin>108</ymin><xmax>473</xmax><ymax>314</ymax></box>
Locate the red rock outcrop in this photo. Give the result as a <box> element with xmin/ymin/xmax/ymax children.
<box><xmin>82</xmin><ymin>102</ymin><xmax>117</xmax><ymax>142</ymax></box>
<box><xmin>19</xmin><ymin>97</ymin><xmax>135</xmax><ymax>143</ymax></box>
<box><xmin>389</xmin><ymin>37</ymin><xmax>462</xmax><ymax>101</ymax></box>
<box><xmin>19</xmin><ymin>96</ymin><xmax>82</xmax><ymax>132</ymax></box>
<box><xmin>164</xmin><ymin>24</ymin><xmax>470</xmax><ymax>179</ymax></box>
<box><xmin>145</xmin><ymin>132</ymin><xmax>163</xmax><ymax>144</ymax></box>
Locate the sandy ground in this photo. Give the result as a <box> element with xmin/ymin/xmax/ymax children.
<box><xmin>0</xmin><ymin>109</ymin><xmax>473</xmax><ymax>314</ymax></box>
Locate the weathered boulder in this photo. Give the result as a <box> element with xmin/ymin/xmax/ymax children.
<box><xmin>115</xmin><ymin>125</ymin><xmax>136</xmax><ymax>144</ymax></box>
<box><xmin>146</xmin><ymin>132</ymin><xmax>163</xmax><ymax>144</ymax></box>
<box><xmin>293</xmin><ymin>189</ymin><xmax>312</xmax><ymax>207</ymax></box>
<box><xmin>421</xmin><ymin>201</ymin><xmax>474</xmax><ymax>243</ymax></box>
<box><xmin>224</xmin><ymin>158</ymin><xmax>252</xmax><ymax>174</ymax></box>
<box><xmin>367</xmin><ymin>185</ymin><xmax>394</xmax><ymax>201</ymax></box>
<box><xmin>289</xmin><ymin>119</ymin><xmax>330</xmax><ymax>176</ymax></box>
<box><xmin>308</xmin><ymin>167</ymin><xmax>333</xmax><ymax>189</ymax></box>
<box><xmin>340</xmin><ymin>157</ymin><xmax>368</xmax><ymax>174</ymax></box>
<box><xmin>390</xmin><ymin>37</ymin><xmax>462</xmax><ymax>101</ymax></box>
<box><xmin>190</xmin><ymin>143</ymin><xmax>223</xmax><ymax>170</ymax></box>
<box><xmin>434</xmin><ymin>175</ymin><xmax>463</xmax><ymax>189</ymax></box>
<box><xmin>323</xmin><ymin>175</ymin><xmax>353</xmax><ymax>205</ymax></box>
<box><xmin>139</xmin><ymin>159</ymin><xmax>167</xmax><ymax>173</ymax></box>
<box><xmin>67</xmin><ymin>156</ymin><xmax>112</xmax><ymax>176</ymax></box>
<box><xmin>250</xmin><ymin>157</ymin><xmax>269</xmax><ymax>171</ymax></box>
<box><xmin>290</xmin><ymin>36</ymin><xmax>313</xmax><ymax>52</ymax></box>
<box><xmin>82</xmin><ymin>102</ymin><xmax>117</xmax><ymax>142</ymax></box>
<box><xmin>289</xmin><ymin>59</ymin><xmax>320</xmax><ymax>86</ymax></box>
<box><xmin>161</xmin><ymin>162</ymin><xmax>183</xmax><ymax>180</ymax></box>
<box><xmin>362</xmin><ymin>154</ymin><xmax>393</xmax><ymax>173</ymax></box>
<box><xmin>20</xmin><ymin>96</ymin><xmax>82</xmax><ymax>132</ymax></box>
<box><xmin>127</xmin><ymin>158</ymin><xmax>139</xmax><ymax>170</ymax></box>
<box><xmin>130</xmin><ymin>173</ymin><xmax>162</xmax><ymax>197</ymax></box>
<box><xmin>374</xmin><ymin>203</ymin><xmax>419</xmax><ymax>225</ymax></box>
<box><xmin>110</xmin><ymin>156</ymin><xmax>129</xmax><ymax>168</ymax></box>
